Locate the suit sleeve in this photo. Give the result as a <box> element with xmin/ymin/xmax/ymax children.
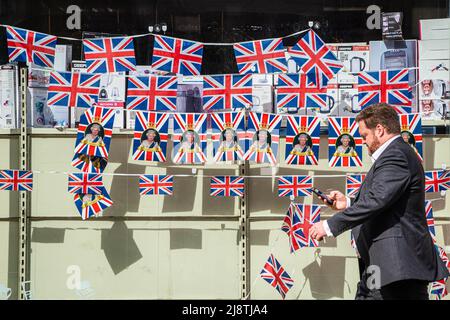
<box><xmin>326</xmin><ymin>151</ymin><xmax>411</xmax><ymax>237</ymax></box>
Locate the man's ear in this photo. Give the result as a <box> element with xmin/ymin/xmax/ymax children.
<box><xmin>376</xmin><ymin>124</ymin><xmax>385</xmax><ymax>137</ymax></box>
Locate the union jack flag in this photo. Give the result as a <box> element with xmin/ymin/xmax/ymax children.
<box><xmin>260</xmin><ymin>254</ymin><xmax>294</xmax><ymax>299</ymax></box>
<box><xmin>277</xmin><ymin>176</ymin><xmax>313</xmax><ymax>198</ymax></box>
<box><xmin>276</xmin><ymin>73</ymin><xmax>328</xmax><ymax>111</ymax></box>
<box><xmin>210</xmin><ymin>112</ymin><xmax>246</xmax><ymax>163</ymax></box>
<box><xmin>285</xmin><ymin>115</ymin><xmax>320</xmax><ymax>165</ymax></box>
<box><xmin>0</xmin><ymin>170</ymin><xmax>33</xmax><ymax>191</ymax></box>
<box><xmin>6</xmin><ymin>26</ymin><xmax>57</xmax><ymax>68</ymax></box>
<box><xmin>425</xmin><ymin>201</ymin><xmax>436</xmax><ymax>242</ymax></box>
<box><xmin>210</xmin><ymin>176</ymin><xmax>245</xmax><ymax>197</ymax></box>
<box><xmin>391</xmin><ymin>105</ymin><xmax>413</xmax><ymax>114</ymax></box>
<box><xmin>399</xmin><ymin>113</ymin><xmax>423</xmax><ymax>162</ymax></box>
<box><xmin>126</xmin><ymin>75</ymin><xmax>178</xmax><ymax>111</ymax></box>
<box><xmin>281</xmin><ymin>203</ymin><xmax>321</xmax><ymax>251</ymax></box>
<box><xmin>244</xmin><ymin>112</ymin><xmax>282</xmax><ymax>165</ymax></box>
<box><xmin>430</xmin><ymin>279</ymin><xmax>448</xmax><ymax>300</ymax></box>
<box><xmin>68</xmin><ymin>173</ymin><xmax>105</xmax><ymax>195</ymax></box>
<box><xmin>132</xmin><ymin>112</ymin><xmax>170</xmax><ymax>162</ymax></box>
<box><xmin>202</xmin><ymin>74</ymin><xmax>253</xmax><ymax>111</ymax></box>
<box><xmin>425</xmin><ymin>170</ymin><xmax>450</xmax><ymax>193</ymax></box>
<box><xmin>358</xmin><ymin>69</ymin><xmax>412</xmax><ymax>108</ymax></box>
<box><xmin>47</xmin><ymin>71</ymin><xmax>101</xmax><ymax>108</ymax></box>
<box><xmin>151</xmin><ymin>35</ymin><xmax>203</xmax><ymax>76</ymax></box>
<box><xmin>288</xmin><ymin>30</ymin><xmax>343</xmax><ymax>87</ymax></box>
<box><xmin>172</xmin><ymin>113</ymin><xmax>208</xmax><ymax>164</ymax></box>
<box><xmin>346</xmin><ymin>174</ymin><xmax>366</xmax><ymax>197</ymax></box>
<box><xmin>139</xmin><ymin>175</ymin><xmax>174</xmax><ymax>196</ymax></box>
<box><xmin>328</xmin><ymin>117</ymin><xmax>363</xmax><ymax>167</ymax></box>
<box><xmin>233</xmin><ymin>38</ymin><xmax>288</xmax><ymax>74</ymax></box>
<box><xmin>73</xmin><ymin>106</ymin><xmax>116</xmax><ymax>159</ymax></box>
<box><xmin>83</xmin><ymin>36</ymin><xmax>136</xmax><ymax>73</ymax></box>
<box><xmin>436</xmin><ymin>245</ymin><xmax>450</xmax><ymax>270</ymax></box>
<box><xmin>73</xmin><ymin>191</ymin><xmax>113</xmax><ymax>220</ymax></box>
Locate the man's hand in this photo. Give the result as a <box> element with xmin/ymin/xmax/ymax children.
<box><xmin>322</xmin><ymin>190</ymin><xmax>348</xmax><ymax>210</ymax></box>
<box><xmin>310</xmin><ymin>221</ymin><xmax>327</xmax><ymax>242</ymax></box>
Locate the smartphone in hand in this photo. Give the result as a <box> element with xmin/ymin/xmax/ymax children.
<box><xmin>312</xmin><ymin>188</ymin><xmax>334</xmax><ymax>206</ymax></box>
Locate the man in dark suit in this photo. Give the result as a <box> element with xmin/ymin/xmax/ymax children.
<box><xmin>310</xmin><ymin>103</ymin><xmax>449</xmax><ymax>300</ymax></box>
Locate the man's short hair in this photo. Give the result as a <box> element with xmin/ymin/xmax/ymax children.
<box><xmin>355</xmin><ymin>103</ymin><xmax>401</xmax><ymax>134</ymax></box>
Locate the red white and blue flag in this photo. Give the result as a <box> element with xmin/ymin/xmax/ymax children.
<box><xmin>399</xmin><ymin>113</ymin><xmax>423</xmax><ymax>161</ymax></box>
<box><xmin>68</xmin><ymin>173</ymin><xmax>105</xmax><ymax>195</ymax></box>
<box><xmin>430</xmin><ymin>245</ymin><xmax>450</xmax><ymax>300</ymax></box>
<box><xmin>6</xmin><ymin>26</ymin><xmax>57</xmax><ymax>68</ymax></box>
<box><xmin>277</xmin><ymin>176</ymin><xmax>313</xmax><ymax>198</ymax></box>
<box><xmin>139</xmin><ymin>175</ymin><xmax>174</xmax><ymax>196</ymax></box>
<box><xmin>132</xmin><ymin>111</ymin><xmax>170</xmax><ymax>162</ymax></box>
<box><xmin>285</xmin><ymin>115</ymin><xmax>320</xmax><ymax>165</ymax></box>
<box><xmin>202</xmin><ymin>74</ymin><xmax>253</xmax><ymax>111</ymax></box>
<box><xmin>281</xmin><ymin>203</ymin><xmax>321</xmax><ymax>251</ymax></box>
<box><xmin>172</xmin><ymin>113</ymin><xmax>208</xmax><ymax>164</ymax></box>
<box><xmin>210</xmin><ymin>176</ymin><xmax>245</xmax><ymax>197</ymax></box>
<box><xmin>83</xmin><ymin>36</ymin><xmax>136</xmax><ymax>73</ymax></box>
<box><xmin>73</xmin><ymin>191</ymin><xmax>113</xmax><ymax>220</ymax></box>
<box><xmin>358</xmin><ymin>69</ymin><xmax>412</xmax><ymax>108</ymax></box>
<box><xmin>260</xmin><ymin>254</ymin><xmax>294</xmax><ymax>299</ymax></box>
<box><xmin>47</xmin><ymin>71</ymin><xmax>101</xmax><ymax>108</ymax></box>
<box><xmin>244</xmin><ymin>112</ymin><xmax>282</xmax><ymax>165</ymax></box>
<box><xmin>0</xmin><ymin>170</ymin><xmax>33</xmax><ymax>191</ymax></box>
<box><xmin>126</xmin><ymin>75</ymin><xmax>178</xmax><ymax>111</ymax></box>
<box><xmin>328</xmin><ymin>117</ymin><xmax>363</xmax><ymax>167</ymax></box>
<box><xmin>233</xmin><ymin>38</ymin><xmax>288</xmax><ymax>74</ymax></box>
<box><xmin>425</xmin><ymin>170</ymin><xmax>450</xmax><ymax>193</ymax></box>
<box><xmin>425</xmin><ymin>201</ymin><xmax>436</xmax><ymax>242</ymax></box>
<box><xmin>210</xmin><ymin>112</ymin><xmax>246</xmax><ymax>163</ymax></box>
<box><xmin>288</xmin><ymin>30</ymin><xmax>343</xmax><ymax>87</ymax></box>
<box><xmin>151</xmin><ymin>35</ymin><xmax>203</xmax><ymax>76</ymax></box>
<box><xmin>276</xmin><ymin>73</ymin><xmax>328</xmax><ymax>111</ymax></box>
<box><xmin>73</xmin><ymin>106</ymin><xmax>116</xmax><ymax>159</ymax></box>
<box><xmin>346</xmin><ymin>174</ymin><xmax>366</xmax><ymax>197</ymax></box>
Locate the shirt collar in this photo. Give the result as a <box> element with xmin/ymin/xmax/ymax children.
<box><xmin>370</xmin><ymin>135</ymin><xmax>401</xmax><ymax>163</ymax></box>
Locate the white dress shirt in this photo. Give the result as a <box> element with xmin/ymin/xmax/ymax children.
<box><xmin>322</xmin><ymin>135</ymin><xmax>401</xmax><ymax>237</ymax></box>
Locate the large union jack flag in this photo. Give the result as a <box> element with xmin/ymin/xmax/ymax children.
<box><xmin>277</xmin><ymin>176</ymin><xmax>313</xmax><ymax>198</ymax></box>
<box><xmin>260</xmin><ymin>254</ymin><xmax>294</xmax><ymax>299</ymax></box>
<box><xmin>47</xmin><ymin>71</ymin><xmax>101</xmax><ymax>108</ymax></box>
<box><xmin>6</xmin><ymin>26</ymin><xmax>57</xmax><ymax>68</ymax></box>
<box><xmin>68</xmin><ymin>173</ymin><xmax>105</xmax><ymax>195</ymax></box>
<box><xmin>0</xmin><ymin>170</ymin><xmax>33</xmax><ymax>191</ymax></box>
<box><xmin>210</xmin><ymin>176</ymin><xmax>245</xmax><ymax>197</ymax></box>
<box><xmin>139</xmin><ymin>175</ymin><xmax>174</xmax><ymax>196</ymax></box>
<box><xmin>276</xmin><ymin>74</ymin><xmax>328</xmax><ymax>111</ymax></box>
<box><xmin>73</xmin><ymin>191</ymin><xmax>113</xmax><ymax>220</ymax></box>
<box><xmin>233</xmin><ymin>38</ymin><xmax>288</xmax><ymax>74</ymax></box>
<box><xmin>73</xmin><ymin>106</ymin><xmax>116</xmax><ymax>159</ymax></box>
<box><xmin>281</xmin><ymin>203</ymin><xmax>321</xmax><ymax>251</ymax></box>
<box><xmin>244</xmin><ymin>112</ymin><xmax>282</xmax><ymax>165</ymax></box>
<box><xmin>358</xmin><ymin>69</ymin><xmax>412</xmax><ymax>108</ymax></box>
<box><xmin>285</xmin><ymin>115</ymin><xmax>320</xmax><ymax>165</ymax></box>
<box><xmin>83</xmin><ymin>36</ymin><xmax>136</xmax><ymax>73</ymax></box>
<box><xmin>172</xmin><ymin>113</ymin><xmax>208</xmax><ymax>164</ymax></box>
<box><xmin>202</xmin><ymin>74</ymin><xmax>253</xmax><ymax>111</ymax></box>
<box><xmin>328</xmin><ymin>117</ymin><xmax>363</xmax><ymax>167</ymax></box>
<box><xmin>399</xmin><ymin>113</ymin><xmax>423</xmax><ymax>162</ymax></box>
<box><xmin>151</xmin><ymin>35</ymin><xmax>203</xmax><ymax>76</ymax></box>
<box><xmin>288</xmin><ymin>30</ymin><xmax>343</xmax><ymax>87</ymax></box>
<box><xmin>425</xmin><ymin>170</ymin><xmax>450</xmax><ymax>193</ymax></box>
<box><xmin>210</xmin><ymin>112</ymin><xmax>246</xmax><ymax>163</ymax></box>
<box><xmin>126</xmin><ymin>75</ymin><xmax>178</xmax><ymax>111</ymax></box>
<box><xmin>132</xmin><ymin>111</ymin><xmax>170</xmax><ymax>162</ymax></box>
<box><xmin>425</xmin><ymin>201</ymin><xmax>436</xmax><ymax>243</ymax></box>
<box><xmin>346</xmin><ymin>174</ymin><xmax>366</xmax><ymax>197</ymax></box>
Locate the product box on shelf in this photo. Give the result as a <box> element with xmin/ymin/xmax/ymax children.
<box><xmin>0</xmin><ymin>64</ymin><xmax>19</xmax><ymax>129</ymax></box>
<box><xmin>419</xmin><ymin>40</ymin><xmax>450</xmax><ymax>60</ymax></box>
<box><xmin>27</xmin><ymin>87</ymin><xmax>68</xmax><ymax>128</ymax></box>
<box><xmin>419</xmin><ymin>99</ymin><xmax>449</xmax><ymax>120</ymax></box>
<box><xmin>54</xmin><ymin>45</ymin><xmax>73</xmax><ymax>72</ymax></box>
<box><xmin>418</xmin><ymin>59</ymin><xmax>450</xmax><ymax>80</ymax></box>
